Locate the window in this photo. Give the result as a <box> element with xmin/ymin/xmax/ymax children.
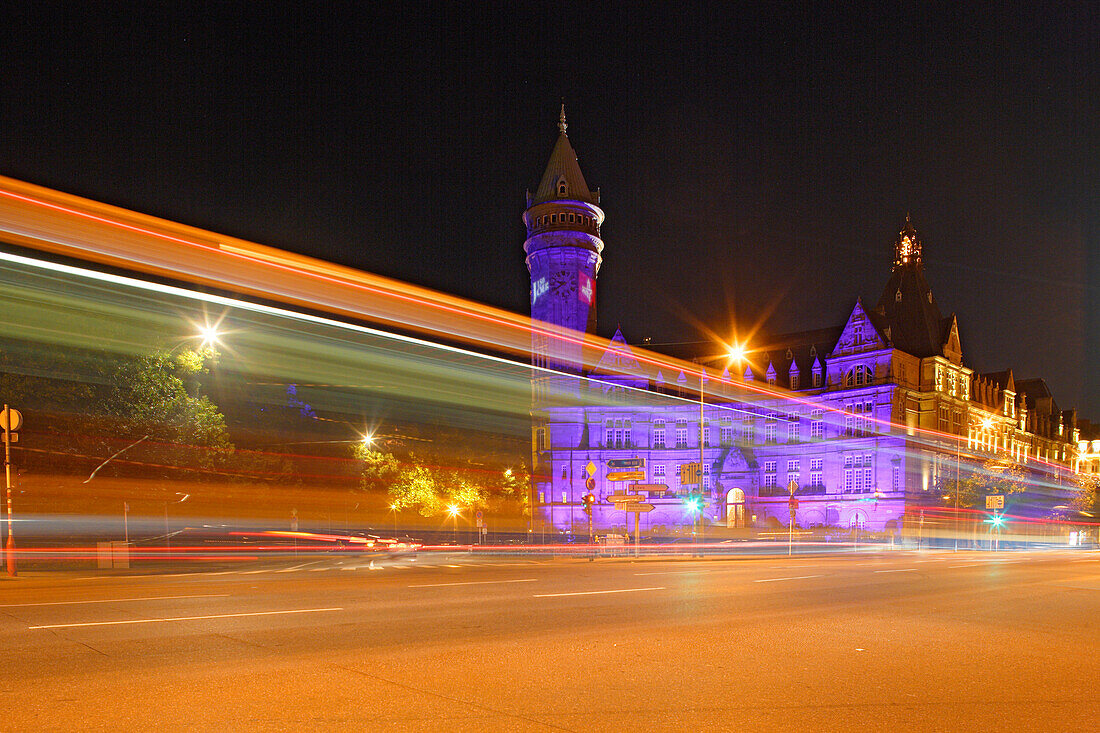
<box><xmin>844</xmin><ymin>410</ymin><xmax>854</xmax><ymax>436</ymax></box>
<box><xmin>536</xmin><ymin>428</ymin><xmax>546</xmax><ymax>452</ymax></box>
<box><xmin>654</xmin><ymin>464</ymin><xmax>666</xmax><ymax>478</ymax></box>
<box><xmin>891</xmin><ymin>466</ymin><xmax>900</xmax><ymax>491</ymax></box>
<box><xmin>720</xmin><ymin>421</ymin><xmax>734</xmax><ymax>446</ymax></box>
<box><xmin>813</xmin><ymin>369</ymin><xmax>823</xmax><ymax>388</ymax></box>
<box><xmin>703</xmin><ymin>463</ymin><xmax>711</xmax><ymax>490</ymax></box>
<box><xmin>844</xmin><ymin>454</ymin><xmax>853</xmax><ymax>491</ymax></box>
<box><xmin>764</xmin><ymin>461</ymin><xmax>777</xmax><ymax>473</ymax></box>
<box><xmin>765</xmin><ymin>422</ymin><xmax>777</xmax><ymax>443</ymax></box>
<box><xmin>764</xmin><ymin>473</ymin><xmax>777</xmax><ymax>488</ymax></box>
<box><xmin>938</xmin><ymin>406</ymin><xmax>949</xmax><ymax>431</ymax></box>
<box><xmin>790</xmin><ymin>372</ymin><xmax>800</xmax><ymax>390</ymax></box>
<box><xmin>604</xmin><ymin>420</ymin><xmax>613</xmax><ymax>447</ymax></box>
<box><xmin>787</xmin><ymin>459</ymin><xmax>800</xmax><ymax>473</ymax></box>
<box><xmin>558</xmin><ymin>182</ymin><xmax>567</xmax><ymax>195</ymax></box>
<box><xmin>864</xmin><ymin>401</ymin><xmax>874</xmax><ymax>435</ymax></box>
<box><xmin>854</xmin><ymin>465</ymin><xmax>864</xmax><ymax>492</ymax></box>
<box><xmin>787</xmin><ymin>419</ymin><xmax>800</xmax><ymax>442</ymax></box>
<box><xmin>844</xmin><ymin>364</ymin><xmax>872</xmax><ymax>387</ymax></box>
<box><xmin>864</xmin><ymin>466</ymin><xmax>873</xmax><ymax>491</ymax></box>
<box><xmin>810</xmin><ymin>458</ymin><xmax>823</xmax><ymax>487</ymax></box>
<box><xmin>811</xmin><ymin>410</ymin><xmax>824</xmax><ymax>439</ymax></box>
<box><xmin>948</xmin><ymin>371</ymin><xmax>956</xmax><ymax>396</ymax></box>
<box><xmin>653</xmin><ymin>420</ymin><xmax>665</xmax><ymax>449</ymax></box>
<box><xmin>675</xmin><ymin>420</ymin><xmax>688</xmax><ymax>449</ymax></box>
<box><xmin>561</xmin><ymin>466</ymin><xmax>567</xmax><ymax>480</ymax></box>
<box><xmin>742</xmin><ymin>420</ymin><xmax>755</xmax><ymax>443</ymax></box>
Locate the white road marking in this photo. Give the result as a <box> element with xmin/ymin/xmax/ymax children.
<box><xmin>277</xmin><ymin>562</ymin><xmax>323</xmax><ymax>573</ymax></box>
<box><xmin>534</xmin><ymin>587</ymin><xmax>664</xmax><ymax>598</ymax></box>
<box><xmin>409</xmin><ymin>579</ymin><xmax>538</xmax><ymax>588</ymax></box>
<box><xmin>634</xmin><ymin>570</ymin><xmax>706</xmax><ymax>576</ymax></box>
<box><xmin>874</xmin><ymin>568</ymin><xmax>917</xmax><ymax>573</ymax></box>
<box><xmin>754</xmin><ymin>575</ymin><xmax>824</xmax><ymax>583</ymax></box>
<box><xmin>0</xmin><ymin>594</ymin><xmax>228</xmax><ymax>608</ymax></box>
<box><xmin>28</xmin><ymin>607</ymin><xmax>343</xmax><ymax>629</ymax></box>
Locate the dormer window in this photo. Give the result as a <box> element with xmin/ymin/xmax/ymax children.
<box><xmin>895</xmin><ymin>289</ymin><xmax>902</xmax><ymax>303</ymax></box>
<box><xmin>557</xmin><ymin>180</ymin><xmax>567</xmax><ymax>196</ymax></box>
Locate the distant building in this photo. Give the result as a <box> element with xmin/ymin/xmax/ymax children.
<box><xmin>524</xmin><ymin>112</ymin><xmax>1083</xmax><ymax>536</ymax></box>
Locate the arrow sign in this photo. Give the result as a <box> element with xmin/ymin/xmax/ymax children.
<box><xmin>628</xmin><ymin>503</ymin><xmax>655</xmax><ymax>513</ymax></box>
<box><xmin>631</xmin><ymin>484</ymin><xmax>668</xmax><ymax>493</ymax></box>
<box><xmin>607</xmin><ymin>493</ymin><xmax>644</xmax><ymax>504</ymax></box>
<box><xmin>607</xmin><ymin>471</ymin><xmax>645</xmax><ymax>482</ymax></box>
<box><xmin>607</xmin><ymin>458</ymin><xmax>645</xmax><ymax>469</ymax></box>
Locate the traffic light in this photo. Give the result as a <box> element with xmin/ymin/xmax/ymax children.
<box><xmin>582</xmin><ymin>492</ymin><xmax>595</xmax><ymax>516</ymax></box>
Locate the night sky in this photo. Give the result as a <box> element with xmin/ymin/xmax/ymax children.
<box><xmin>3</xmin><ymin>4</ymin><xmax>1097</xmax><ymax>415</ymax></box>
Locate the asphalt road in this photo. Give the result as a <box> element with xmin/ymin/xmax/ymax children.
<box><xmin>1</xmin><ymin>550</ymin><xmax>1098</xmax><ymax>731</ymax></box>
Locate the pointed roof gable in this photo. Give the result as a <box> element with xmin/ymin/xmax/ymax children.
<box><xmin>532</xmin><ymin>106</ymin><xmax>598</xmax><ymax>206</ymax></box>
<box><xmin>594</xmin><ymin>327</ymin><xmax>642</xmax><ymax>374</ymax></box>
<box><xmin>829</xmin><ymin>298</ymin><xmax>889</xmax><ymax>357</ymax></box>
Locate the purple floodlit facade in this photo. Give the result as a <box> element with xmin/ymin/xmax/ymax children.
<box><xmin>526</xmin><ymin>115</ymin><xmax>1083</xmax><ymax>539</ymax></box>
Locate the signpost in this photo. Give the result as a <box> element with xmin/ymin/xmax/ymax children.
<box><xmin>607</xmin><ymin>492</ymin><xmax>654</xmax><ymax>556</ymax></box>
<box><xmin>631</xmin><ymin>484</ymin><xmax>668</xmax><ymax>493</ymax></box>
<box><xmin>2</xmin><ymin>405</ymin><xmax>21</xmax><ymax>576</ymax></box>
<box><xmin>985</xmin><ymin>495</ymin><xmax>1004</xmax><ymax>510</ymax></box>
<box><xmin>787</xmin><ymin>480</ymin><xmax>798</xmax><ymax>557</ymax></box>
<box><xmin>680</xmin><ymin>462</ymin><xmax>701</xmax><ymax>486</ymax></box>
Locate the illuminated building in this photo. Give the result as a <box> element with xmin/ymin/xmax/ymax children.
<box><xmin>525</xmin><ymin>117</ymin><xmax>1085</xmax><ymax>537</ymax></box>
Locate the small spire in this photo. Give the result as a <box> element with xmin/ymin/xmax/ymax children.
<box><xmin>558</xmin><ymin>103</ymin><xmax>567</xmax><ymax>136</ymax></box>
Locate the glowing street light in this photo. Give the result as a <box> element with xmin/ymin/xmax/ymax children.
<box><xmin>447</xmin><ymin>504</ymin><xmax>461</xmax><ymax>544</ymax></box>
<box><xmin>389</xmin><ymin>502</ymin><xmax>398</xmax><ymax>538</ymax></box>
<box><xmin>198</xmin><ymin>324</ymin><xmax>221</xmax><ymax>349</ymax></box>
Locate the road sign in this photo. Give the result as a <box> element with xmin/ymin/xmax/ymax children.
<box><xmin>787</xmin><ymin>479</ymin><xmax>798</xmax><ymax>496</ymax></box>
<box><xmin>788</xmin><ymin>496</ymin><xmax>799</xmax><ymax>511</ymax></box>
<box><xmin>0</xmin><ymin>407</ymin><xmax>22</xmax><ymax>433</ymax></box>
<box><xmin>985</xmin><ymin>495</ymin><xmax>1004</xmax><ymax>509</ymax></box>
<box><xmin>607</xmin><ymin>471</ymin><xmax>645</xmax><ymax>482</ymax></box>
<box><xmin>629</xmin><ymin>503</ymin><xmax>655</xmax><ymax>513</ymax></box>
<box><xmin>607</xmin><ymin>492</ymin><xmax>645</xmax><ymax>504</ymax></box>
<box><xmin>632</xmin><ymin>484</ymin><xmax>668</xmax><ymax>493</ymax></box>
<box><xmin>585</xmin><ymin>461</ymin><xmax>596</xmax><ymax>476</ymax></box>
<box><xmin>607</xmin><ymin>458</ymin><xmax>645</xmax><ymax>469</ymax></box>
<box><xmin>680</xmin><ymin>462</ymin><xmax>701</xmax><ymax>485</ymax></box>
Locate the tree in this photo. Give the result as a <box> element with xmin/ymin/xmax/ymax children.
<box><xmin>1071</xmin><ymin>473</ymin><xmax>1099</xmax><ymax>516</ymax></box>
<box><xmin>936</xmin><ymin>457</ymin><xmax>1029</xmax><ymax>509</ymax></box>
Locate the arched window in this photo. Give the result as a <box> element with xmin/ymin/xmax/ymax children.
<box><xmin>558</xmin><ymin>181</ymin><xmax>567</xmax><ymax>196</ymax></box>
<box><xmin>844</xmin><ymin>364</ymin><xmax>873</xmax><ymax>387</ymax></box>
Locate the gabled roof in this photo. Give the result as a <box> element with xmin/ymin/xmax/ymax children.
<box><xmin>531</xmin><ymin>107</ymin><xmax>598</xmax><ymax>206</ymax></box>
<box><xmin>593</xmin><ymin>327</ymin><xmax>643</xmax><ymax>375</ymax></box>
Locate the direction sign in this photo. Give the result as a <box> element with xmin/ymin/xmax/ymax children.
<box><xmin>607</xmin><ymin>458</ymin><xmax>645</xmax><ymax>469</ymax></box>
<box><xmin>607</xmin><ymin>492</ymin><xmax>645</xmax><ymax>504</ymax></box>
<box><xmin>629</xmin><ymin>503</ymin><xmax>655</xmax><ymax>513</ymax></box>
<box><xmin>680</xmin><ymin>462</ymin><xmax>701</xmax><ymax>485</ymax></box>
<box><xmin>632</xmin><ymin>484</ymin><xmax>668</xmax><ymax>493</ymax></box>
<box><xmin>607</xmin><ymin>471</ymin><xmax>645</xmax><ymax>482</ymax></box>
<box><xmin>985</xmin><ymin>495</ymin><xmax>1004</xmax><ymax>510</ymax></box>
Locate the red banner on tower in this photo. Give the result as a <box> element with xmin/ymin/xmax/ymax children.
<box><xmin>578</xmin><ymin>272</ymin><xmax>594</xmax><ymax>305</ymax></box>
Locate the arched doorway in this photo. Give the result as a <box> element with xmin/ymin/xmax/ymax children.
<box><xmin>849</xmin><ymin>512</ymin><xmax>867</xmax><ymax>531</ymax></box>
<box><xmin>725</xmin><ymin>488</ymin><xmax>745</xmax><ymax>528</ymax></box>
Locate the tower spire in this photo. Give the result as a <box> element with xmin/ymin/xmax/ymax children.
<box><xmin>558</xmin><ymin>103</ymin><xmax>567</xmax><ymax>136</ymax></box>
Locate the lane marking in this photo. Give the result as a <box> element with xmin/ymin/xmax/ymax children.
<box><xmin>443</xmin><ymin>564</ymin><xmax>462</xmax><ymax>568</ymax></box>
<box><xmin>634</xmin><ymin>570</ymin><xmax>707</xmax><ymax>576</ymax></box>
<box><xmin>754</xmin><ymin>575</ymin><xmax>824</xmax><ymax>583</ymax></box>
<box><xmin>28</xmin><ymin>607</ymin><xmax>343</xmax><ymax>629</ymax></box>
<box><xmin>277</xmin><ymin>561</ymin><xmax>323</xmax><ymax>573</ymax></box>
<box><xmin>0</xmin><ymin>594</ymin><xmax>228</xmax><ymax>608</ymax></box>
<box><xmin>409</xmin><ymin>579</ymin><xmax>538</xmax><ymax>588</ymax></box>
<box><xmin>948</xmin><ymin>563</ymin><xmax>982</xmax><ymax>568</ymax></box>
<box><xmin>874</xmin><ymin>568</ymin><xmax>918</xmax><ymax>574</ymax></box>
<box><xmin>534</xmin><ymin>587</ymin><xmax>664</xmax><ymax>598</ymax></box>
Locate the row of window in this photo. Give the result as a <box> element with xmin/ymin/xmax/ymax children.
<box><xmin>604</xmin><ymin>409</ymin><xmax>840</xmax><ymax>448</ymax></box>
<box><xmin>533</xmin><ymin>212</ymin><xmax>599</xmax><ymax>232</ymax></box>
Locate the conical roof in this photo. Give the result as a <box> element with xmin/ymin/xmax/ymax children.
<box><xmin>531</xmin><ymin>107</ymin><xmax>598</xmax><ymax>206</ymax></box>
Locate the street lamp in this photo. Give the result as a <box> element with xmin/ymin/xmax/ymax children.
<box><xmin>389</xmin><ymin>502</ymin><xmax>399</xmax><ymax>538</ymax></box>
<box><xmin>693</xmin><ymin>343</ymin><xmax>748</xmax><ymax>551</ymax></box>
<box><xmin>447</xmin><ymin>504</ymin><xmax>460</xmax><ymax>544</ymax></box>
<box><xmin>955</xmin><ymin>414</ymin><xmax>995</xmax><ymax>551</ymax></box>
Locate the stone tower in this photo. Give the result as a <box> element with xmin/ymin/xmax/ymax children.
<box><xmin>523</xmin><ymin>106</ymin><xmax>604</xmax><ymax>379</ymax></box>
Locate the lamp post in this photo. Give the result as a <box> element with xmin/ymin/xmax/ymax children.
<box><xmin>447</xmin><ymin>504</ymin><xmax>460</xmax><ymax>545</ymax></box>
<box><xmin>693</xmin><ymin>344</ymin><xmax>746</xmax><ymax>553</ymax></box>
<box><xmin>390</xmin><ymin>503</ymin><xmax>399</xmax><ymax>539</ymax></box>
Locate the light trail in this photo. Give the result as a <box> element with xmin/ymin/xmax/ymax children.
<box><xmin>28</xmin><ymin>607</ymin><xmax>343</xmax><ymax>629</ymax></box>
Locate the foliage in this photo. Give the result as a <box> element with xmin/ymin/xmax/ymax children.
<box><xmin>936</xmin><ymin>457</ymin><xmax>1029</xmax><ymax>509</ymax></box>
<box><xmin>353</xmin><ymin>441</ymin><xmax>529</xmax><ymax>518</ymax></box>
<box><xmin>1071</xmin><ymin>473</ymin><xmax>1099</xmax><ymax>515</ymax></box>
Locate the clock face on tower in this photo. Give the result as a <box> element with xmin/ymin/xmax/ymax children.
<box><xmin>549</xmin><ymin>270</ymin><xmax>576</xmax><ymax>296</ymax></box>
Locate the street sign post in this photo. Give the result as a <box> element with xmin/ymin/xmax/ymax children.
<box><xmin>3</xmin><ymin>405</ymin><xmax>22</xmax><ymax>576</ymax></box>
<box><xmin>680</xmin><ymin>462</ymin><xmax>701</xmax><ymax>486</ymax></box>
<box><xmin>985</xmin><ymin>495</ymin><xmax>1004</xmax><ymax>510</ymax></box>
<box><xmin>631</xmin><ymin>484</ymin><xmax>668</xmax><ymax>493</ymax></box>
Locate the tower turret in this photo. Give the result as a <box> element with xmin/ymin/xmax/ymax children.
<box><xmin>523</xmin><ymin>106</ymin><xmax>605</xmax><ymax>375</ymax></box>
